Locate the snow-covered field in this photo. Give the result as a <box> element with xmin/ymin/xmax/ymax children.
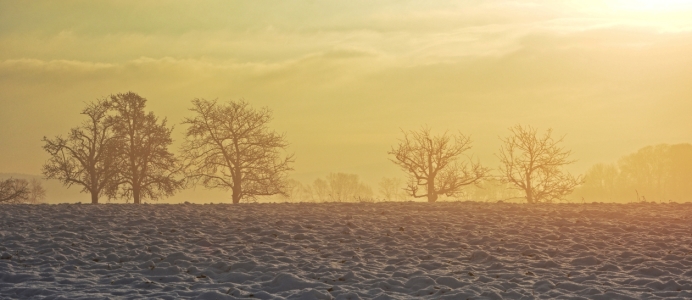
<box><xmin>1</xmin><ymin>202</ymin><xmax>692</xmax><ymax>299</ymax></box>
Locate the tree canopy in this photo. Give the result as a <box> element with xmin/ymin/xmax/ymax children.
<box><xmin>42</xmin><ymin>99</ymin><xmax>119</xmax><ymax>204</ymax></box>
<box><xmin>108</xmin><ymin>92</ymin><xmax>184</xmax><ymax>204</ymax></box>
<box><xmin>389</xmin><ymin>127</ymin><xmax>488</xmax><ymax>202</ymax></box>
<box><xmin>181</xmin><ymin>99</ymin><xmax>293</xmax><ymax>204</ymax></box>
<box><xmin>498</xmin><ymin>125</ymin><xmax>582</xmax><ymax>203</ymax></box>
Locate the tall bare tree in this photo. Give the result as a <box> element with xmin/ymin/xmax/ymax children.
<box><xmin>108</xmin><ymin>92</ymin><xmax>184</xmax><ymax>204</ymax></box>
<box><xmin>181</xmin><ymin>99</ymin><xmax>294</xmax><ymax>204</ymax></box>
<box><xmin>0</xmin><ymin>178</ymin><xmax>30</xmax><ymax>204</ymax></box>
<box><xmin>389</xmin><ymin>128</ymin><xmax>488</xmax><ymax>202</ymax></box>
<box><xmin>498</xmin><ymin>125</ymin><xmax>582</xmax><ymax>203</ymax></box>
<box><xmin>42</xmin><ymin>99</ymin><xmax>118</xmax><ymax>204</ymax></box>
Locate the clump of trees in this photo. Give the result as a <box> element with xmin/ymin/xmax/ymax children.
<box><xmin>0</xmin><ymin>178</ymin><xmax>45</xmax><ymax>204</ymax></box>
<box><xmin>282</xmin><ymin>175</ymin><xmax>412</xmax><ymax>202</ymax></box>
<box><xmin>43</xmin><ymin>92</ymin><xmax>184</xmax><ymax>204</ymax></box>
<box><xmin>389</xmin><ymin>128</ymin><xmax>489</xmax><ymax>202</ymax></box>
<box><xmin>314</xmin><ymin>173</ymin><xmax>373</xmax><ymax>202</ymax></box>
<box><xmin>283</xmin><ymin>173</ymin><xmax>374</xmax><ymax>202</ymax></box>
<box><xmin>574</xmin><ymin>143</ymin><xmax>692</xmax><ymax>202</ymax></box>
<box><xmin>42</xmin><ymin>94</ymin><xmax>293</xmax><ymax>204</ymax></box>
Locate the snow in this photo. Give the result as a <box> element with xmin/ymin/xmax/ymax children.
<box><xmin>1</xmin><ymin>202</ymin><xmax>692</xmax><ymax>299</ymax></box>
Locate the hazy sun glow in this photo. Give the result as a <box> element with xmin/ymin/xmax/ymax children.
<box><xmin>1</xmin><ymin>1</ymin><xmax>691</xmax><ymax>203</ymax></box>
<box><xmin>561</xmin><ymin>0</ymin><xmax>692</xmax><ymax>30</ymax></box>
<box><xmin>616</xmin><ymin>0</ymin><xmax>692</xmax><ymax>11</ymax></box>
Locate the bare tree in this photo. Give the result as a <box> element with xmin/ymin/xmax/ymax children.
<box><xmin>281</xmin><ymin>179</ymin><xmax>313</xmax><ymax>202</ymax></box>
<box><xmin>497</xmin><ymin>125</ymin><xmax>582</xmax><ymax>203</ymax></box>
<box><xmin>389</xmin><ymin>128</ymin><xmax>489</xmax><ymax>202</ymax></box>
<box><xmin>299</xmin><ymin>174</ymin><xmax>373</xmax><ymax>202</ymax></box>
<box><xmin>27</xmin><ymin>179</ymin><xmax>46</xmax><ymax>204</ymax></box>
<box><xmin>42</xmin><ymin>99</ymin><xmax>118</xmax><ymax>204</ymax></box>
<box><xmin>379</xmin><ymin>177</ymin><xmax>407</xmax><ymax>201</ymax></box>
<box><xmin>108</xmin><ymin>92</ymin><xmax>184</xmax><ymax>204</ymax></box>
<box><xmin>313</xmin><ymin>178</ymin><xmax>330</xmax><ymax>202</ymax></box>
<box><xmin>0</xmin><ymin>178</ymin><xmax>30</xmax><ymax>204</ymax></box>
<box><xmin>322</xmin><ymin>173</ymin><xmax>373</xmax><ymax>202</ymax></box>
<box><xmin>181</xmin><ymin>99</ymin><xmax>294</xmax><ymax>204</ymax></box>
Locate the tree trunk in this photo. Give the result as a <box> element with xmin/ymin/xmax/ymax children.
<box><xmin>427</xmin><ymin>178</ymin><xmax>437</xmax><ymax>202</ymax></box>
<box><xmin>526</xmin><ymin>188</ymin><xmax>534</xmax><ymax>204</ymax></box>
<box><xmin>133</xmin><ymin>185</ymin><xmax>141</xmax><ymax>204</ymax></box>
<box><xmin>232</xmin><ymin>185</ymin><xmax>241</xmax><ymax>204</ymax></box>
<box><xmin>232</xmin><ymin>193</ymin><xmax>241</xmax><ymax>204</ymax></box>
<box><xmin>232</xmin><ymin>175</ymin><xmax>242</xmax><ymax>204</ymax></box>
<box><xmin>90</xmin><ymin>173</ymin><xmax>98</xmax><ymax>204</ymax></box>
<box><xmin>91</xmin><ymin>191</ymin><xmax>99</xmax><ymax>204</ymax></box>
<box><xmin>526</xmin><ymin>176</ymin><xmax>534</xmax><ymax>203</ymax></box>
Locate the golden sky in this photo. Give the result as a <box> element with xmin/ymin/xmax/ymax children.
<box><xmin>1</xmin><ymin>0</ymin><xmax>692</xmax><ymax>200</ymax></box>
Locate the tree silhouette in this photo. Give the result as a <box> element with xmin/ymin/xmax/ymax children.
<box><xmin>42</xmin><ymin>99</ymin><xmax>119</xmax><ymax>204</ymax></box>
<box><xmin>0</xmin><ymin>178</ymin><xmax>30</xmax><ymax>204</ymax></box>
<box><xmin>181</xmin><ymin>99</ymin><xmax>293</xmax><ymax>204</ymax></box>
<box><xmin>108</xmin><ymin>92</ymin><xmax>183</xmax><ymax>204</ymax></box>
<box><xmin>497</xmin><ymin>125</ymin><xmax>582</xmax><ymax>203</ymax></box>
<box><xmin>389</xmin><ymin>128</ymin><xmax>488</xmax><ymax>202</ymax></box>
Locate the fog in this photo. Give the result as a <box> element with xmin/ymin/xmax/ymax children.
<box><xmin>1</xmin><ymin>1</ymin><xmax>691</xmax><ymax>203</ymax></box>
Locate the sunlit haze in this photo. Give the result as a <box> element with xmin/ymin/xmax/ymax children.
<box><xmin>1</xmin><ymin>1</ymin><xmax>691</xmax><ymax>203</ymax></box>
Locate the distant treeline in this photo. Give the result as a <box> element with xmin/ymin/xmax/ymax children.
<box><xmin>2</xmin><ymin>91</ymin><xmax>688</xmax><ymax>205</ymax></box>
<box><xmin>572</xmin><ymin>144</ymin><xmax>692</xmax><ymax>203</ymax></box>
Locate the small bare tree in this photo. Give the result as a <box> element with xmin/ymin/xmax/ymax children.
<box><xmin>108</xmin><ymin>92</ymin><xmax>184</xmax><ymax>204</ymax></box>
<box><xmin>389</xmin><ymin>128</ymin><xmax>489</xmax><ymax>202</ymax></box>
<box><xmin>313</xmin><ymin>178</ymin><xmax>330</xmax><ymax>202</ymax></box>
<box><xmin>497</xmin><ymin>125</ymin><xmax>582</xmax><ymax>203</ymax></box>
<box><xmin>42</xmin><ymin>99</ymin><xmax>118</xmax><ymax>204</ymax></box>
<box><xmin>27</xmin><ymin>179</ymin><xmax>46</xmax><ymax>204</ymax></box>
<box><xmin>0</xmin><ymin>178</ymin><xmax>30</xmax><ymax>204</ymax></box>
<box><xmin>323</xmin><ymin>173</ymin><xmax>373</xmax><ymax>202</ymax></box>
<box><xmin>281</xmin><ymin>179</ymin><xmax>315</xmax><ymax>202</ymax></box>
<box><xmin>379</xmin><ymin>177</ymin><xmax>407</xmax><ymax>201</ymax></box>
<box><xmin>181</xmin><ymin>99</ymin><xmax>294</xmax><ymax>204</ymax></box>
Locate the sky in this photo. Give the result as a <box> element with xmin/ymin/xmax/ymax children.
<box><xmin>1</xmin><ymin>0</ymin><xmax>692</xmax><ymax>202</ymax></box>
